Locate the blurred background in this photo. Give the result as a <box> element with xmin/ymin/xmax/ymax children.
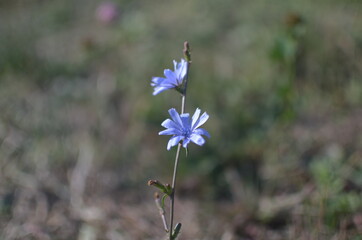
<box><xmin>1</xmin><ymin>0</ymin><xmax>362</xmax><ymax>239</ymax></box>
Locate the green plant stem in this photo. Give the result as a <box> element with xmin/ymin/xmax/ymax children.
<box><xmin>169</xmin><ymin>44</ymin><xmax>190</xmax><ymax>239</ymax></box>
<box><xmin>169</xmin><ymin>94</ymin><xmax>185</xmax><ymax>240</ymax></box>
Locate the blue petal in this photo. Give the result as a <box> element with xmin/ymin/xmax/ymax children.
<box><xmin>159</xmin><ymin>128</ymin><xmax>180</xmax><ymax>136</ymax></box>
<box><xmin>156</xmin><ymin>77</ymin><xmax>177</xmax><ymax>86</ymax></box>
<box><xmin>180</xmin><ymin>113</ymin><xmax>190</xmax><ymax>118</ymax></box>
<box><xmin>176</xmin><ymin>59</ymin><xmax>187</xmax><ymax>84</ymax></box>
<box><xmin>180</xmin><ymin>113</ymin><xmax>191</xmax><ymax>129</ymax></box>
<box><xmin>190</xmin><ymin>134</ymin><xmax>205</xmax><ymax>146</ymax></box>
<box><xmin>161</xmin><ymin>119</ymin><xmax>181</xmax><ymax>130</ymax></box>
<box><xmin>168</xmin><ymin>108</ymin><xmax>183</xmax><ymax>128</ymax></box>
<box><xmin>164</xmin><ymin>69</ymin><xmax>177</xmax><ymax>84</ymax></box>
<box><xmin>193</xmin><ymin>112</ymin><xmax>209</xmax><ymax>129</ymax></box>
<box><xmin>152</xmin><ymin>77</ymin><xmax>175</xmax><ymax>89</ymax></box>
<box><xmin>156</xmin><ymin>82</ymin><xmax>177</xmax><ymax>88</ymax></box>
<box><xmin>167</xmin><ymin>136</ymin><xmax>184</xmax><ymax>150</ymax></box>
<box><xmin>153</xmin><ymin>86</ymin><xmax>172</xmax><ymax>95</ymax></box>
<box><xmin>191</xmin><ymin>108</ymin><xmax>201</xmax><ymax>127</ymax></box>
<box><xmin>173</xmin><ymin>60</ymin><xmax>178</xmax><ymax>71</ymax></box>
<box><xmin>151</xmin><ymin>77</ymin><xmax>165</xmax><ymax>86</ymax></box>
<box><xmin>193</xmin><ymin>128</ymin><xmax>210</xmax><ymax>138</ymax></box>
<box><xmin>182</xmin><ymin>138</ymin><xmax>191</xmax><ymax>148</ymax></box>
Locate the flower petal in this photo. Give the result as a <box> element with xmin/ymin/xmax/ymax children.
<box><xmin>153</xmin><ymin>86</ymin><xmax>172</xmax><ymax>95</ymax></box>
<box><xmin>191</xmin><ymin>108</ymin><xmax>201</xmax><ymax>127</ymax></box>
<box><xmin>176</xmin><ymin>59</ymin><xmax>187</xmax><ymax>84</ymax></box>
<box><xmin>167</xmin><ymin>136</ymin><xmax>184</xmax><ymax>150</ymax></box>
<box><xmin>159</xmin><ymin>128</ymin><xmax>179</xmax><ymax>136</ymax></box>
<box><xmin>168</xmin><ymin>108</ymin><xmax>183</xmax><ymax>127</ymax></box>
<box><xmin>190</xmin><ymin>134</ymin><xmax>205</xmax><ymax>146</ymax></box>
<box><xmin>193</xmin><ymin>128</ymin><xmax>210</xmax><ymax>138</ymax></box>
<box><xmin>161</xmin><ymin>119</ymin><xmax>181</xmax><ymax>130</ymax></box>
<box><xmin>152</xmin><ymin>77</ymin><xmax>176</xmax><ymax>89</ymax></box>
<box><xmin>173</xmin><ymin>60</ymin><xmax>178</xmax><ymax>71</ymax></box>
<box><xmin>164</xmin><ymin>69</ymin><xmax>177</xmax><ymax>84</ymax></box>
<box><xmin>180</xmin><ymin>113</ymin><xmax>191</xmax><ymax>129</ymax></box>
<box><xmin>182</xmin><ymin>138</ymin><xmax>191</xmax><ymax>148</ymax></box>
<box><xmin>151</xmin><ymin>77</ymin><xmax>165</xmax><ymax>86</ymax></box>
<box><xmin>193</xmin><ymin>112</ymin><xmax>209</xmax><ymax>129</ymax></box>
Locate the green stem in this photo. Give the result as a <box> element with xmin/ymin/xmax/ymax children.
<box><xmin>169</xmin><ymin>94</ymin><xmax>185</xmax><ymax>240</ymax></box>
<box><xmin>169</xmin><ymin>42</ymin><xmax>191</xmax><ymax>240</ymax></box>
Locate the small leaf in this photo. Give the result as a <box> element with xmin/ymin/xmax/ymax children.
<box><xmin>171</xmin><ymin>223</ymin><xmax>182</xmax><ymax>239</ymax></box>
<box><xmin>161</xmin><ymin>194</ymin><xmax>168</xmax><ymax>209</ymax></box>
<box><xmin>148</xmin><ymin>180</ymin><xmax>170</xmax><ymax>195</ymax></box>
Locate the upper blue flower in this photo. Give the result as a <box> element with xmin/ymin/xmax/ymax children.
<box><xmin>159</xmin><ymin>108</ymin><xmax>210</xmax><ymax>150</ymax></box>
<box><xmin>151</xmin><ymin>59</ymin><xmax>188</xmax><ymax>95</ymax></box>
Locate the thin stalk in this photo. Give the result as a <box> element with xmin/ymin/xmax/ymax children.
<box><xmin>169</xmin><ymin>43</ymin><xmax>191</xmax><ymax>239</ymax></box>
<box><xmin>154</xmin><ymin>192</ymin><xmax>168</xmax><ymax>232</ymax></box>
<box><xmin>169</xmin><ymin>95</ymin><xmax>185</xmax><ymax>240</ymax></box>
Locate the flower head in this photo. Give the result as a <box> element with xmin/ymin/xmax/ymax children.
<box><xmin>159</xmin><ymin>108</ymin><xmax>210</xmax><ymax>150</ymax></box>
<box><xmin>151</xmin><ymin>59</ymin><xmax>188</xmax><ymax>95</ymax></box>
<box><xmin>96</xmin><ymin>2</ymin><xmax>119</xmax><ymax>24</ymax></box>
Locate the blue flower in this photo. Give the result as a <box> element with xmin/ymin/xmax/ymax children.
<box><xmin>151</xmin><ymin>59</ymin><xmax>188</xmax><ymax>95</ymax></box>
<box><xmin>159</xmin><ymin>108</ymin><xmax>210</xmax><ymax>150</ymax></box>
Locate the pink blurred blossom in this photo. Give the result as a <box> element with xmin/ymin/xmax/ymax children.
<box><xmin>96</xmin><ymin>2</ymin><xmax>119</xmax><ymax>24</ymax></box>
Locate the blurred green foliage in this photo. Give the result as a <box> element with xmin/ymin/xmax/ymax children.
<box><xmin>311</xmin><ymin>154</ymin><xmax>362</xmax><ymax>228</ymax></box>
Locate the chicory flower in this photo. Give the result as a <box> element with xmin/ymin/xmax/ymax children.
<box><xmin>159</xmin><ymin>108</ymin><xmax>210</xmax><ymax>150</ymax></box>
<box><xmin>151</xmin><ymin>59</ymin><xmax>188</xmax><ymax>95</ymax></box>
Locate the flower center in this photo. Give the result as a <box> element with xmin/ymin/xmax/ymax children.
<box><xmin>182</xmin><ymin>128</ymin><xmax>192</xmax><ymax>138</ymax></box>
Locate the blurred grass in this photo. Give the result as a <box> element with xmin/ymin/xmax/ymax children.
<box><xmin>0</xmin><ymin>0</ymin><xmax>362</xmax><ymax>239</ymax></box>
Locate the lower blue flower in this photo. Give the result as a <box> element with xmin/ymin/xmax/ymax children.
<box><xmin>159</xmin><ymin>108</ymin><xmax>210</xmax><ymax>150</ymax></box>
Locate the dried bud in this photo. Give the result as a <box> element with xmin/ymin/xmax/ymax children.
<box><xmin>183</xmin><ymin>41</ymin><xmax>191</xmax><ymax>63</ymax></box>
<box><xmin>154</xmin><ymin>192</ymin><xmax>160</xmax><ymax>199</ymax></box>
